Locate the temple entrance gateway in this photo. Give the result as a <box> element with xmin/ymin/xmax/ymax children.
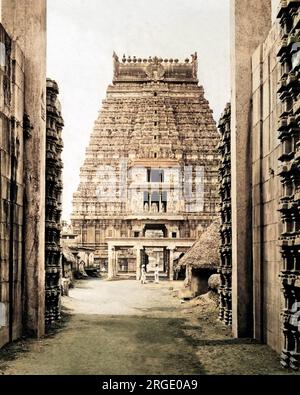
<box><xmin>71</xmin><ymin>52</ymin><xmax>220</xmax><ymax>285</ymax></box>
<box><xmin>107</xmin><ymin>238</ymin><xmax>194</xmax><ymax>281</ymax></box>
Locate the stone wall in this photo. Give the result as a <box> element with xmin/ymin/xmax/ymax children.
<box><xmin>251</xmin><ymin>23</ymin><xmax>282</xmax><ymax>354</ymax></box>
<box><xmin>0</xmin><ymin>0</ymin><xmax>47</xmax><ymax>348</ymax></box>
<box><xmin>0</xmin><ymin>24</ymin><xmax>25</xmax><ymax>348</ymax></box>
<box><xmin>227</xmin><ymin>0</ymin><xmax>300</xmax><ymax>369</ymax></box>
<box><xmin>230</xmin><ymin>0</ymin><xmax>272</xmax><ymax>338</ymax></box>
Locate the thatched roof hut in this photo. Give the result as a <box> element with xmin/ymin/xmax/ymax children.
<box><xmin>62</xmin><ymin>246</ymin><xmax>77</xmax><ymax>264</ymax></box>
<box><xmin>176</xmin><ymin>221</ymin><xmax>220</xmax><ymax>270</ymax></box>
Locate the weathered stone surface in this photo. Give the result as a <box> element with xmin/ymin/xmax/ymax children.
<box><xmin>0</xmin><ymin>22</ymin><xmax>25</xmax><ymax>349</ymax></box>
<box><xmin>0</xmin><ymin>0</ymin><xmax>47</xmax><ymax>348</ymax></box>
<box><xmin>230</xmin><ymin>0</ymin><xmax>272</xmax><ymax>338</ymax></box>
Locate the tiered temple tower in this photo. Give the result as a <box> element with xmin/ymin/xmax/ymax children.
<box><xmin>71</xmin><ymin>53</ymin><xmax>220</xmax><ymax>279</ymax></box>
<box><xmin>277</xmin><ymin>0</ymin><xmax>300</xmax><ymax>370</ymax></box>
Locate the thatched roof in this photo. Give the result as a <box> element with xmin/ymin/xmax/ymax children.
<box><xmin>176</xmin><ymin>221</ymin><xmax>220</xmax><ymax>270</ymax></box>
<box><xmin>62</xmin><ymin>246</ymin><xmax>77</xmax><ymax>264</ymax></box>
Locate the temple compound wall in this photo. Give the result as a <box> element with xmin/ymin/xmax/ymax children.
<box><xmin>251</xmin><ymin>22</ymin><xmax>282</xmax><ymax>357</ymax></box>
<box><xmin>72</xmin><ymin>54</ymin><xmax>220</xmax><ymax>280</ymax></box>
<box><xmin>225</xmin><ymin>0</ymin><xmax>300</xmax><ymax>370</ymax></box>
<box><xmin>0</xmin><ymin>1</ymin><xmax>63</xmax><ymax>349</ymax></box>
<box><xmin>0</xmin><ymin>22</ymin><xmax>25</xmax><ymax>348</ymax></box>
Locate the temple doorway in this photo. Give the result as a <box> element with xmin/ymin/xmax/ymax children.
<box><xmin>141</xmin><ymin>247</ymin><xmax>169</xmax><ymax>279</ymax></box>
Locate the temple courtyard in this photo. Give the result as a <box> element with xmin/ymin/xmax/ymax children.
<box><xmin>0</xmin><ymin>279</ymin><xmax>299</xmax><ymax>376</ymax></box>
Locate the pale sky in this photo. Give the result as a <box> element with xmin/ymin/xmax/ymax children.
<box><xmin>47</xmin><ymin>0</ymin><xmax>278</xmax><ymax>221</ymax></box>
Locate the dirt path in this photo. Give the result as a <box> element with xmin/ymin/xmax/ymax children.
<box><xmin>0</xmin><ymin>279</ymin><xmax>299</xmax><ymax>375</ymax></box>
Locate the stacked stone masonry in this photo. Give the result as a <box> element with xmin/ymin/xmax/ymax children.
<box><xmin>0</xmin><ymin>24</ymin><xmax>25</xmax><ymax>347</ymax></box>
<box><xmin>251</xmin><ymin>21</ymin><xmax>283</xmax><ymax>356</ymax></box>
<box><xmin>218</xmin><ymin>103</ymin><xmax>232</xmax><ymax>326</ymax></box>
<box><xmin>45</xmin><ymin>79</ymin><xmax>64</xmax><ymax>327</ymax></box>
<box><xmin>71</xmin><ymin>54</ymin><xmax>220</xmax><ymax>278</ymax></box>
<box><xmin>277</xmin><ymin>0</ymin><xmax>300</xmax><ymax>370</ymax></box>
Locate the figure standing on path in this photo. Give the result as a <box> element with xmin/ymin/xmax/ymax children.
<box><xmin>154</xmin><ymin>264</ymin><xmax>159</xmax><ymax>284</ymax></box>
<box><xmin>141</xmin><ymin>264</ymin><xmax>147</xmax><ymax>284</ymax></box>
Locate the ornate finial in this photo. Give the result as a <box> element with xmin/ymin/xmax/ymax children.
<box><xmin>191</xmin><ymin>52</ymin><xmax>198</xmax><ymax>62</ymax></box>
<box><xmin>191</xmin><ymin>52</ymin><xmax>198</xmax><ymax>79</ymax></box>
<box><xmin>122</xmin><ymin>54</ymin><xmax>126</xmax><ymax>63</ymax></box>
<box><xmin>153</xmin><ymin>56</ymin><xmax>159</xmax><ymax>65</ymax></box>
<box><xmin>113</xmin><ymin>52</ymin><xmax>120</xmax><ymax>79</ymax></box>
<box><xmin>113</xmin><ymin>51</ymin><xmax>119</xmax><ymax>62</ymax></box>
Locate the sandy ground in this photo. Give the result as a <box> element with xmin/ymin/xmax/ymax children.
<box><xmin>0</xmin><ymin>278</ymin><xmax>299</xmax><ymax>375</ymax></box>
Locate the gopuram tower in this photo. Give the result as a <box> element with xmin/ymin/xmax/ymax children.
<box><xmin>71</xmin><ymin>53</ymin><xmax>219</xmax><ymax>280</ymax></box>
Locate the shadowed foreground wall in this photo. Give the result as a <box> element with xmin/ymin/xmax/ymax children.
<box><xmin>0</xmin><ymin>0</ymin><xmax>47</xmax><ymax>347</ymax></box>
<box><xmin>0</xmin><ymin>24</ymin><xmax>25</xmax><ymax>347</ymax></box>
<box><xmin>251</xmin><ymin>23</ymin><xmax>282</xmax><ymax>353</ymax></box>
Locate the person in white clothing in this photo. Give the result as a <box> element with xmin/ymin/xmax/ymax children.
<box><xmin>154</xmin><ymin>264</ymin><xmax>159</xmax><ymax>284</ymax></box>
<box><xmin>141</xmin><ymin>265</ymin><xmax>147</xmax><ymax>284</ymax></box>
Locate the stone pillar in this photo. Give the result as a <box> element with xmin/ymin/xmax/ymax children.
<box><xmin>1</xmin><ymin>0</ymin><xmax>47</xmax><ymax>338</ymax></box>
<box><xmin>136</xmin><ymin>247</ymin><xmax>142</xmax><ymax>281</ymax></box>
<box><xmin>114</xmin><ymin>250</ymin><xmax>119</xmax><ymax>277</ymax></box>
<box><xmin>108</xmin><ymin>246</ymin><xmax>115</xmax><ymax>279</ymax></box>
<box><xmin>230</xmin><ymin>0</ymin><xmax>271</xmax><ymax>337</ymax></box>
<box><xmin>169</xmin><ymin>248</ymin><xmax>175</xmax><ymax>281</ymax></box>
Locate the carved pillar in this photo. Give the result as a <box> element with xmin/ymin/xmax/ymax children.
<box><xmin>277</xmin><ymin>1</ymin><xmax>300</xmax><ymax>371</ymax></box>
